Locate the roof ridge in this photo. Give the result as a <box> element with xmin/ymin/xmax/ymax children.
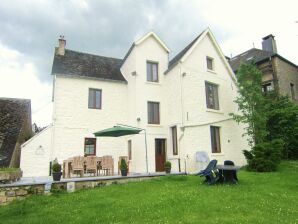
<box><xmin>63</xmin><ymin>48</ymin><xmax>123</xmax><ymax>61</ymax></box>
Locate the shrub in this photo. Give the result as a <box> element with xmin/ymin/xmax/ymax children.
<box><xmin>52</xmin><ymin>163</ymin><xmax>61</xmax><ymax>173</ymax></box>
<box><xmin>243</xmin><ymin>139</ymin><xmax>283</xmax><ymax>172</ymax></box>
<box><xmin>164</xmin><ymin>161</ymin><xmax>171</xmax><ymax>168</ymax></box>
<box><xmin>120</xmin><ymin>159</ymin><xmax>128</xmax><ymax>170</ymax></box>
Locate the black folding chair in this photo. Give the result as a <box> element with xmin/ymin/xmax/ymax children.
<box><xmin>196</xmin><ymin>160</ymin><xmax>220</xmax><ymax>184</ymax></box>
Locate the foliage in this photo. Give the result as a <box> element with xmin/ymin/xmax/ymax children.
<box><xmin>243</xmin><ymin>139</ymin><xmax>283</xmax><ymax>172</ymax></box>
<box><xmin>0</xmin><ymin>167</ymin><xmax>20</xmax><ymax>173</ymax></box>
<box><xmin>52</xmin><ymin>163</ymin><xmax>61</xmax><ymax>173</ymax></box>
<box><xmin>23</xmin><ymin>131</ymin><xmax>34</xmax><ymax>142</ymax></box>
<box><xmin>230</xmin><ymin>61</ymin><xmax>268</xmax><ymax>147</ymax></box>
<box><xmin>1</xmin><ymin>161</ymin><xmax>297</xmax><ymax>223</ymax></box>
<box><xmin>120</xmin><ymin>159</ymin><xmax>128</xmax><ymax>170</ymax></box>
<box><xmin>265</xmin><ymin>93</ymin><xmax>298</xmax><ymax>159</ymax></box>
<box><xmin>164</xmin><ymin>161</ymin><xmax>171</xmax><ymax>168</ymax></box>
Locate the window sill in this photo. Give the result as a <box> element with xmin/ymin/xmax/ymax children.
<box><xmin>206</xmin><ymin>109</ymin><xmax>224</xmax><ymax>114</ymax></box>
<box><xmin>147</xmin><ymin>124</ymin><xmax>162</xmax><ymax>127</ymax></box>
<box><xmin>145</xmin><ymin>81</ymin><xmax>161</xmax><ymax>85</ymax></box>
<box><xmin>207</xmin><ymin>69</ymin><xmax>217</xmax><ymax>74</ymax></box>
<box><xmin>211</xmin><ymin>153</ymin><xmax>224</xmax><ymax>156</ymax></box>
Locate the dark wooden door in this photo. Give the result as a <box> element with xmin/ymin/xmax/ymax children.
<box><xmin>155</xmin><ymin>139</ymin><xmax>166</xmax><ymax>172</ymax></box>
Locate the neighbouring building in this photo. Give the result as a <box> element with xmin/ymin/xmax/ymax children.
<box><xmin>229</xmin><ymin>34</ymin><xmax>298</xmax><ymax>103</ymax></box>
<box><xmin>20</xmin><ymin>28</ymin><xmax>249</xmax><ymax>177</ymax></box>
<box><xmin>0</xmin><ymin>98</ymin><xmax>32</xmax><ymax>167</ymax></box>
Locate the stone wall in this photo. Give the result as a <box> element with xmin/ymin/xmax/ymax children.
<box><xmin>0</xmin><ymin>184</ymin><xmax>45</xmax><ymax>205</ymax></box>
<box><xmin>0</xmin><ymin>174</ymin><xmax>164</xmax><ymax>205</ymax></box>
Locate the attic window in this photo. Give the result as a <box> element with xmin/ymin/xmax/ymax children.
<box><xmin>147</xmin><ymin>61</ymin><xmax>159</xmax><ymax>82</ymax></box>
<box><xmin>206</xmin><ymin>57</ymin><xmax>214</xmax><ymax>71</ymax></box>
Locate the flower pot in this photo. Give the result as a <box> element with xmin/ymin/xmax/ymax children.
<box><xmin>121</xmin><ymin>169</ymin><xmax>128</xmax><ymax>176</ymax></box>
<box><xmin>165</xmin><ymin>167</ymin><xmax>171</xmax><ymax>174</ymax></box>
<box><xmin>52</xmin><ymin>172</ymin><xmax>62</xmax><ymax>181</ymax></box>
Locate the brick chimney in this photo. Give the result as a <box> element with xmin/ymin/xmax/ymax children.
<box><xmin>58</xmin><ymin>35</ymin><xmax>66</xmax><ymax>56</ymax></box>
<box><xmin>262</xmin><ymin>34</ymin><xmax>277</xmax><ymax>53</ymax></box>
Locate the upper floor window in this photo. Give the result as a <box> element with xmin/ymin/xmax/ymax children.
<box><xmin>88</xmin><ymin>88</ymin><xmax>102</xmax><ymax>109</ymax></box>
<box><xmin>210</xmin><ymin>126</ymin><xmax>221</xmax><ymax>153</ymax></box>
<box><xmin>148</xmin><ymin>101</ymin><xmax>160</xmax><ymax>124</ymax></box>
<box><xmin>84</xmin><ymin>138</ymin><xmax>96</xmax><ymax>156</ymax></box>
<box><xmin>290</xmin><ymin>83</ymin><xmax>295</xmax><ymax>100</ymax></box>
<box><xmin>206</xmin><ymin>57</ymin><xmax>214</xmax><ymax>71</ymax></box>
<box><xmin>205</xmin><ymin>82</ymin><xmax>219</xmax><ymax>110</ymax></box>
<box><xmin>262</xmin><ymin>82</ymin><xmax>274</xmax><ymax>92</ymax></box>
<box><xmin>147</xmin><ymin>61</ymin><xmax>159</xmax><ymax>82</ymax></box>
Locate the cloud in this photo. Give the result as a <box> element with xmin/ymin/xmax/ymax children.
<box><xmin>0</xmin><ymin>0</ymin><xmax>297</xmax><ymax>127</ymax></box>
<box><xmin>0</xmin><ymin>42</ymin><xmax>52</xmax><ymax>127</ymax></box>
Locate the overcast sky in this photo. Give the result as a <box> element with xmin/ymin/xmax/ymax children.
<box><xmin>0</xmin><ymin>0</ymin><xmax>297</xmax><ymax>127</ymax></box>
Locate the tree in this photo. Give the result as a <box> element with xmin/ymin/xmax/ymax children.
<box><xmin>230</xmin><ymin>61</ymin><xmax>268</xmax><ymax>147</ymax></box>
<box><xmin>265</xmin><ymin>93</ymin><xmax>298</xmax><ymax>159</ymax></box>
<box><xmin>231</xmin><ymin>62</ymin><xmax>283</xmax><ymax>172</ymax></box>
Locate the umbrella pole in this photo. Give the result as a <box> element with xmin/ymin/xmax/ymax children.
<box><xmin>144</xmin><ymin>129</ymin><xmax>149</xmax><ymax>173</ymax></box>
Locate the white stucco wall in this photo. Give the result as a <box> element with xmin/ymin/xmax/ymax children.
<box><xmin>20</xmin><ymin>125</ymin><xmax>52</xmax><ymax>177</ymax></box>
<box><xmin>21</xmin><ymin>30</ymin><xmax>249</xmax><ymax>177</ymax></box>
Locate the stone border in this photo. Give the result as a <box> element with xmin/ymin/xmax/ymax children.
<box><xmin>0</xmin><ymin>172</ymin><xmax>183</xmax><ymax>205</ymax></box>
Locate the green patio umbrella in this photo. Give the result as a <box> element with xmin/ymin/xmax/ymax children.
<box><xmin>94</xmin><ymin>125</ymin><xmax>142</xmax><ymax>137</ymax></box>
<box><xmin>93</xmin><ymin>125</ymin><xmax>148</xmax><ymax>173</ymax></box>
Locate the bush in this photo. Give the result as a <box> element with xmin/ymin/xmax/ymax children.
<box><xmin>243</xmin><ymin>139</ymin><xmax>283</xmax><ymax>172</ymax></box>
<box><xmin>52</xmin><ymin>163</ymin><xmax>61</xmax><ymax>173</ymax></box>
<box><xmin>164</xmin><ymin>161</ymin><xmax>171</xmax><ymax>168</ymax></box>
<box><xmin>120</xmin><ymin>159</ymin><xmax>128</xmax><ymax>170</ymax></box>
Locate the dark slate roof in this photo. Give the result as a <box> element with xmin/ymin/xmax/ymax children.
<box><xmin>165</xmin><ymin>31</ymin><xmax>204</xmax><ymax>74</ymax></box>
<box><xmin>52</xmin><ymin>49</ymin><xmax>126</xmax><ymax>82</ymax></box>
<box><xmin>229</xmin><ymin>48</ymin><xmax>274</xmax><ymax>72</ymax></box>
<box><xmin>0</xmin><ymin>98</ymin><xmax>31</xmax><ymax>167</ymax></box>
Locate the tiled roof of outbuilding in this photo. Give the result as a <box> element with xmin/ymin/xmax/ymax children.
<box><xmin>0</xmin><ymin>98</ymin><xmax>31</xmax><ymax>167</ymax></box>
<box><xmin>52</xmin><ymin>49</ymin><xmax>126</xmax><ymax>82</ymax></box>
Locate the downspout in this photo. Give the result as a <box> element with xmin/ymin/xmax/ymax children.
<box><xmin>50</xmin><ymin>75</ymin><xmax>56</xmax><ymax>175</ymax></box>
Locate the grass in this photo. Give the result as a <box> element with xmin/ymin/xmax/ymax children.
<box><xmin>0</xmin><ymin>167</ymin><xmax>20</xmax><ymax>173</ymax></box>
<box><xmin>1</xmin><ymin>161</ymin><xmax>298</xmax><ymax>224</ymax></box>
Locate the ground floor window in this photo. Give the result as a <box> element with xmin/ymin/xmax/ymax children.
<box><xmin>210</xmin><ymin>126</ymin><xmax>221</xmax><ymax>153</ymax></box>
<box><xmin>128</xmin><ymin>140</ymin><xmax>132</xmax><ymax>160</ymax></box>
<box><xmin>84</xmin><ymin>138</ymin><xmax>96</xmax><ymax>156</ymax></box>
<box><xmin>171</xmin><ymin>126</ymin><xmax>178</xmax><ymax>155</ymax></box>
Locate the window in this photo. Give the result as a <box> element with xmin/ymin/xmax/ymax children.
<box><xmin>171</xmin><ymin>126</ymin><xmax>178</xmax><ymax>155</ymax></box>
<box><xmin>147</xmin><ymin>61</ymin><xmax>158</xmax><ymax>82</ymax></box>
<box><xmin>262</xmin><ymin>82</ymin><xmax>274</xmax><ymax>92</ymax></box>
<box><xmin>88</xmin><ymin>88</ymin><xmax>102</xmax><ymax>109</ymax></box>
<box><xmin>148</xmin><ymin>101</ymin><xmax>160</xmax><ymax>124</ymax></box>
<box><xmin>128</xmin><ymin>140</ymin><xmax>132</xmax><ymax>160</ymax></box>
<box><xmin>205</xmin><ymin>82</ymin><xmax>219</xmax><ymax>110</ymax></box>
<box><xmin>290</xmin><ymin>83</ymin><xmax>295</xmax><ymax>100</ymax></box>
<box><xmin>210</xmin><ymin>126</ymin><xmax>221</xmax><ymax>153</ymax></box>
<box><xmin>84</xmin><ymin>138</ymin><xmax>96</xmax><ymax>156</ymax></box>
<box><xmin>206</xmin><ymin>57</ymin><xmax>214</xmax><ymax>70</ymax></box>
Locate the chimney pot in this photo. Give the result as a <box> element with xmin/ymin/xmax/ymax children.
<box><xmin>58</xmin><ymin>35</ymin><xmax>66</xmax><ymax>56</ymax></box>
<box><xmin>262</xmin><ymin>34</ymin><xmax>277</xmax><ymax>53</ymax></box>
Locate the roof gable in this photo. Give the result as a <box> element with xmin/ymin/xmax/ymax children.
<box><xmin>166</xmin><ymin>28</ymin><xmax>236</xmax><ymax>82</ymax></box>
<box><xmin>135</xmin><ymin>31</ymin><xmax>170</xmax><ymax>53</ymax></box>
<box><xmin>52</xmin><ymin>49</ymin><xmax>127</xmax><ymax>82</ymax></box>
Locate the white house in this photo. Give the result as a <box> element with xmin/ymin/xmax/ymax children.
<box><xmin>20</xmin><ymin>28</ymin><xmax>249</xmax><ymax>177</ymax></box>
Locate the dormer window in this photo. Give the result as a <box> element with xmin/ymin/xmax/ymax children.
<box><xmin>147</xmin><ymin>61</ymin><xmax>158</xmax><ymax>82</ymax></box>
<box><xmin>206</xmin><ymin>57</ymin><xmax>214</xmax><ymax>71</ymax></box>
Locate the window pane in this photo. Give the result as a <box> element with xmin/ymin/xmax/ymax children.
<box><xmin>89</xmin><ymin>89</ymin><xmax>94</xmax><ymax>108</ymax></box>
<box><xmin>172</xmin><ymin>126</ymin><xmax>178</xmax><ymax>155</ymax></box>
<box><xmin>207</xmin><ymin>57</ymin><xmax>213</xmax><ymax>70</ymax></box>
<box><xmin>210</xmin><ymin>126</ymin><xmax>221</xmax><ymax>153</ymax></box>
<box><xmin>147</xmin><ymin>62</ymin><xmax>158</xmax><ymax>82</ymax></box>
<box><xmin>148</xmin><ymin>102</ymin><xmax>160</xmax><ymax>124</ymax></box>
<box><xmin>95</xmin><ymin>90</ymin><xmax>101</xmax><ymax>108</ymax></box>
<box><xmin>84</xmin><ymin>138</ymin><xmax>96</xmax><ymax>155</ymax></box>
<box><xmin>128</xmin><ymin>140</ymin><xmax>132</xmax><ymax>160</ymax></box>
<box><xmin>205</xmin><ymin>83</ymin><xmax>219</xmax><ymax>110</ymax></box>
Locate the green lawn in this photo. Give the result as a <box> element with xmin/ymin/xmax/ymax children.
<box><xmin>1</xmin><ymin>161</ymin><xmax>297</xmax><ymax>224</ymax></box>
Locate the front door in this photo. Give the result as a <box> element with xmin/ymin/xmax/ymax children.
<box><xmin>155</xmin><ymin>139</ymin><xmax>166</xmax><ymax>172</ymax></box>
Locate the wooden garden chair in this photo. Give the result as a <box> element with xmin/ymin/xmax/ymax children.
<box><xmin>85</xmin><ymin>156</ymin><xmax>97</xmax><ymax>176</ymax></box>
<box><xmin>72</xmin><ymin>156</ymin><xmax>84</xmax><ymax>177</ymax></box>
